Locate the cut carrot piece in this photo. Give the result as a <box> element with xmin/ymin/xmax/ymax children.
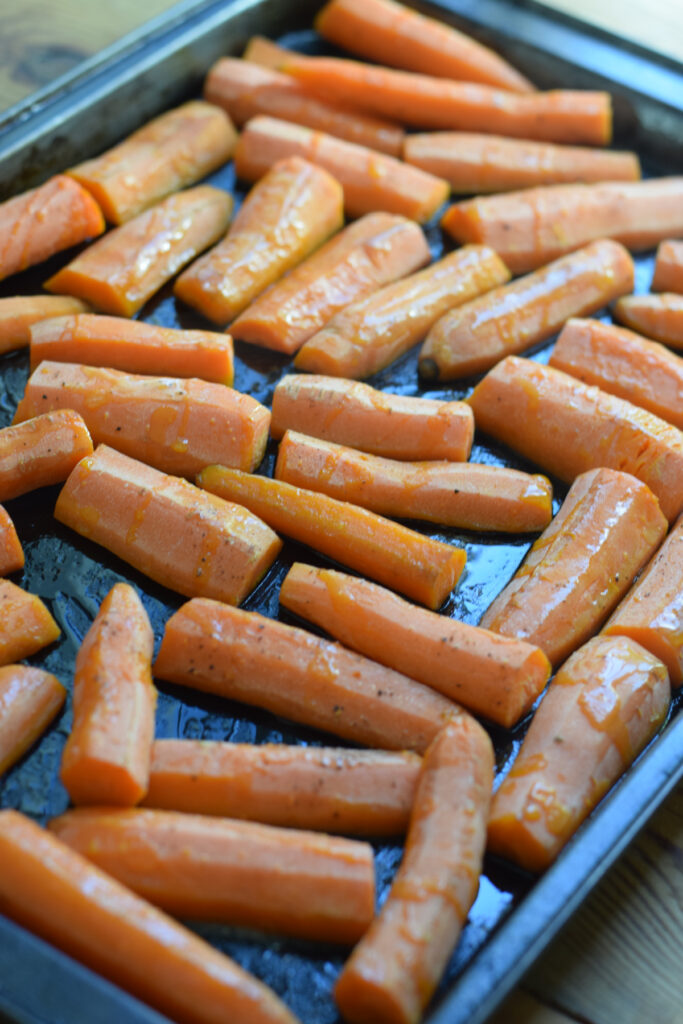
<box><xmin>280</xmin><ymin>562</ymin><xmax>551</xmax><ymax>729</ymax></box>
<box><xmin>0</xmin><ymin>175</ymin><xmax>105</xmax><ymax>282</ymax></box>
<box><xmin>142</xmin><ymin>739</ymin><xmax>421</xmax><ymax>836</ymax></box>
<box><xmin>230</xmin><ymin>212</ymin><xmax>430</xmax><ymax>354</ymax></box>
<box><xmin>271</xmin><ymin>375</ymin><xmax>474</xmax><ymax>461</ymax></box>
<box><xmin>243</xmin><ymin>36</ymin><xmax>291</xmax><ymax>68</ymax></box>
<box><xmin>0</xmin><ymin>810</ymin><xmax>299</xmax><ymax>1024</ymax></box>
<box><xmin>295</xmin><ymin>244</ymin><xmax>509</xmax><ymax>379</ymax></box>
<box><xmin>50</xmin><ymin>807</ymin><xmax>375</xmax><ymax>945</ymax></box>
<box><xmin>480</xmin><ymin>468</ymin><xmax>667</xmax><ymax>667</ymax></box>
<box><xmin>0</xmin><ymin>580</ymin><xmax>60</xmax><ymax>665</ymax></box>
<box><xmin>45</xmin><ymin>186</ymin><xmax>233</xmax><ymax>317</ymax></box>
<box><xmin>418</xmin><ymin>239</ymin><xmax>634</xmax><ymax>381</ymax></box>
<box><xmin>197</xmin><ymin>465</ymin><xmax>465</xmax><ymax>609</ymax></box>
<box><xmin>613</xmin><ymin>293</ymin><xmax>683</xmax><ymax>351</ymax></box>
<box><xmin>488</xmin><ymin>635</ymin><xmax>670</xmax><ymax>872</ymax></box>
<box><xmin>467</xmin><ymin>356</ymin><xmax>683</xmax><ymax>524</ymax></box>
<box><xmin>549</xmin><ymin>317</ymin><xmax>683</xmax><ymax>431</ymax></box>
<box><xmin>0</xmin><ymin>666</ymin><xmax>65</xmax><ymax>775</ymax></box>
<box><xmin>154</xmin><ymin>598</ymin><xmax>462</xmax><ymax>753</ymax></box>
<box><xmin>275</xmin><ymin>430</ymin><xmax>553</xmax><ymax>533</ymax></box>
<box><xmin>442</xmin><ymin>178</ymin><xmax>683</xmax><ymax>274</ymax></box>
<box><xmin>0</xmin><ymin>505</ymin><xmax>24</xmax><ymax>576</ymax></box>
<box><xmin>55</xmin><ymin>446</ymin><xmax>281</xmax><ymax>605</ymax></box>
<box><xmin>0</xmin><ymin>296</ymin><xmax>89</xmax><ymax>356</ymax></box>
<box><xmin>233</xmin><ymin>116</ymin><xmax>449</xmax><ymax>223</ymax></box>
<box><xmin>29</xmin><ymin>314</ymin><xmax>234</xmax><ymax>385</ymax></box>
<box><xmin>0</xmin><ymin>409</ymin><xmax>93</xmax><ymax>502</ymax></box>
<box><xmin>68</xmin><ymin>101</ymin><xmax>237</xmax><ymax>224</ymax></box>
<box><xmin>335</xmin><ymin>717</ymin><xmax>494</xmax><ymax>1024</ymax></box>
<box><xmin>652</xmin><ymin>240</ymin><xmax>683</xmax><ymax>294</ymax></box>
<box><xmin>175</xmin><ymin>155</ymin><xmax>343</xmax><ymax>324</ymax></box>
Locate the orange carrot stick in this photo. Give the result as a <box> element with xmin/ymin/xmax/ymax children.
<box><xmin>652</xmin><ymin>239</ymin><xmax>683</xmax><ymax>294</ymax></box>
<box><xmin>294</xmin><ymin>244</ymin><xmax>509</xmax><ymax>379</ymax></box>
<box><xmin>68</xmin><ymin>101</ymin><xmax>237</xmax><ymax>224</ymax></box>
<box><xmin>14</xmin><ymin>361</ymin><xmax>270</xmax><ymax>479</ymax></box>
<box><xmin>142</xmin><ymin>739</ymin><xmax>421</xmax><ymax>836</ymax></box>
<box><xmin>197</xmin><ymin>465</ymin><xmax>465</xmax><ymax>609</ymax></box>
<box><xmin>154</xmin><ymin>598</ymin><xmax>462</xmax><ymax>753</ymax></box>
<box><xmin>55</xmin><ymin>445</ymin><xmax>282</xmax><ymax>605</ymax></box>
<box><xmin>279</xmin><ymin>562</ymin><xmax>551</xmax><ymax>728</ymax></box>
<box><xmin>45</xmin><ymin>186</ymin><xmax>233</xmax><ymax>317</ymax></box>
<box><xmin>29</xmin><ymin>314</ymin><xmax>234</xmax><ymax>385</ymax></box>
<box><xmin>270</xmin><ymin>374</ymin><xmax>474</xmax><ymax>461</ymax></box>
<box><xmin>487</xmin><ymin>635</ymin><xmax>670</xmax><ymax>872</ymax></box>
<box><xmin>275</xmin><ymin>429</ymin><xmax>553</xmax><ymax>533</ymax></box>
<box><xmin>0</xmin><ymin>505</ymin><xmax>24</xmax><ymax>576</ymax></box>
<box><xmin>480</xmin><ymin>468</ymin><xmax>667</xmax><ymax>667</ymax></box>
<box><xmin>242</xmin><ymin>36</ymin><xmax>291</xmax><ymax>68</ymax></box>
<box><xmin>549</xmin><ymin>317</ymin><xmax>683</xmax><ymax>430</ymax></box>
<box><xmin>0</xmin><ymin>175</ymin><xmax>105</xmax><ymax>282</ymax></box>
<box><xmin>0</xmin><ymin>409</ymin><xmax>93</xmax><ymax>502</ymax></box>
<box><xmin>0</xmin><ymin>296</ymin><xmax>89</xmax><ymax>356</ymax></box>
<box><xmin>230</xmin><ymin>212</ymin><xmax>430</xmax><ymax>354</ymax></box>
<box><xmin>467</xmin><ymin>355</ymin><xmax>683</xmax><ymax>524</ymax></box>
<box><xmin>233</xmin><ymin>116</ymin><xmax>449</xmax><ymax>224</ymax></box>
<box><xmin>0</xmin><ymin>666</ymin><xmax>65</xmax><ymax>775</ymax></box>
<box><xmin>0</xmin><ymin>810</ymin><xmax>299</xmax><ymax>1024</ymax></box>
<box><xmin>418</xmin><ymin>239</ymin><xmax>634</xmax><ymax>381</ymax></box>
<box><xmin>50</xmin><ymin>807</ymin><xmax>375</xmax><ymax>945</ymax></box>
<box><xmin>612</xmin><ymin>293</ymin><xmax>683</xmax><ymax>351</ymax></box>
<box><xmin>175</xmin><ymin>155</ymin><xmax>343</xmax><ymax>325</ymax></box>
<box><xmin>335</xmin><ymin>717</ymin><xmax>494</xmax><ymax>1024</ymax></box>
<box><xmin>0</xmin><ymin>580</ymin><xmax>60</xmax><ymax>665</ymax></box>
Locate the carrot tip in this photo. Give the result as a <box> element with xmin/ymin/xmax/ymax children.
<box><xmin>418</xmin><ymin>357</ymin><xmax>439</xmax><ymax>380</ymax></box>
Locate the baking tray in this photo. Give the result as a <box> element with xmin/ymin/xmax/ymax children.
<box><xmin>0</xmin><ymin>2</ymin><xmax>682</xmax><ymax>1023</ymax></box>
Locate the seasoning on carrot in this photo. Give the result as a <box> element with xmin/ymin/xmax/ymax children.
<box><xmin>418</xmin><ymin>239</ymin><xmax>634</xmax><ymax>381</ymax></box>
<box><xmin>652</xmin><ymin>239</ymin><xmax>683</xmax><ymax>294</ymax></box>
<box><xmin>487</xmin><ymin>635</ymin><xmax>670</xmax><ymax>873</ymax></box>
<box><xmin>55</xmin><ymin>445</ymin><xmax>282</xmax><ymax>605</ymax></box>
<box><xmin>0</xmin><ymin>296</ymin><xmax>90</xmax><ymax>356</ymax></box>
<box><xmin>0</xmin><ymin>666</ymin><xmax>65</xmax><ymax>775</ymax></box>
<box><xmin>0</xmin><ymin>580</ymin><xmax>60</xmax><ymax>665</ymax></box>
<box><xmin>0</xmin><ymin>409</ymin><xmax>93</xmax><ymax>502</ymax></box>
<box><xmin>612</xmin><ymin>293</ymin><xmax>683</xmax><ymax>351</ymax></box>
<box><xmin>154</xmin><ymin>598</ymin><xmax>463</xmax><ymax>753</ymax></box>
<box><xmin>0</xmin><ymin>505</ymin><xmax>24</xmax><ymax>576</ymax></box>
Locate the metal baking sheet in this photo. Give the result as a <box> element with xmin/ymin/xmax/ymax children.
<box><xmin>0</xmin><ymin>2</ymin><xmax>682</xmax><ymax>1023</ymax></box>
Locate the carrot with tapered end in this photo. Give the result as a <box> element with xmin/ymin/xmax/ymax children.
<box><xmin>142</xmin><ymin>740</ymin><xmax>421</xmax><ymax>836</ymax></box>
<box><xmin>467</xmin><ymin>356</ymin><xmax>683</xmax><ymax>524</ymax></box>
<box><xmin>0</xmin><ymin>296</ymin><xmax>89</xmax><ymax>356</ymax></box>
<box><xmin>275</xmin><ymin>430</ymin><xmax>553</xmax><ymax>533</ymax></box>
<box><xmin>154</xmin><ymin>598</ymin><xmax>462</xmax><ymax>752</ymax></box>
<box><xmin>613</xmin><ymin>293</ymin><xmax>683</xmax><ymax>351</ymax></box>
<box><xmin>243</xmin><ymin>36</ymin><xmax>291</xmax><ymax>69</ymax></box>
<box><xmin>230</xmin><ymin>213</ymin><xmax>430</xmax><ymax>354</ymax></box>
<box><xmin>197</xmin><ymin>466</ymin><xmax>465</xmax><ymax>609</ymax></box>
<box><xmin>45</xmin><ymin>186</ymin><xmax>233</xmax><ymax>317</ymax></box>
<box><xmin>0</xmin><ymin>581</ymin><xmax>60</xmax><ymax>665</ymax></box>
<box><xmin>295</xmin><ymin>244</ymin><xmax>509</xmax><ymax>379</ymax></box>
<box><xmin>0</xmin><ymin>667</ymin><xmax>65</xmax><ymax>775</ymax></box>
<box><xmin>68</xmin><ymin>101</ymin><xmax>237</xmax><ymax>225</ymax></box>
<box><xmin>14</xmin><ymin>362</ymin><xmax>270</xmax><ymax>478</ymax></box>
<box><xmin>55</xmin><ymin>446</ymin><xmax>281</xmax><ymax>605</ymax></box>
<box><xmin>175</xmin><ymin>155</ymin><xmax>343</xmax><ymax>325</ymax></box>
<box><xmin>335</xmin><ymin>717</ymin><xmax>494</xmax><ymax>1024</ymax></box>
<box><xmin>652</xmin><ymin>240</ymin><xmax>683</xmax><ymax>294</ymax></box>
<box><xmin>0</xmin><ymin>505</ymin><xmax>24</xmax><ymax>576</ymax></box>
<box><xmin>549</xmin><ymin>318</ymin><xmax>683</xmax><ymax>430</ymax></box>
<box><xmin>50</xmin><ymin>807</ymin><xmax>375</xmax><ymax>945</ymax></box>
<box><xmin>419</xmin><ymin>239</ymin><xmax>634</xmax><ymax>381</ymax></box>
<box><xmin>480</xmin><ymin>468</ymin><xmax>667</xmax><ymax>667</ymax></box>
<box><xmin>488</xmin><ymin>635</ymin><xmax>670</xmax><ymax>873</ymax></box>
<box><xmin>0</xmin><ymin>409</ymin><xmax>93</xmax><ymax>502</ymax></box>
<box><xmin>0</xmin><ymin>810</ymin><xmax>299</xmax><ymax>1024</ymax></box>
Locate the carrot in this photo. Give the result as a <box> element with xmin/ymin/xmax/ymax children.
<box><xmin>197</xmin><ymin>465</ymin><xmax>465</xmax><ymax>609</ymax></box>
<box><xmin>487</xmin><ymin>635</ymin><xmax>670</xmax><ymax>872</ymax></box>
<box><xmin>230</xmin><ymin>212</ymin><xmax>431</xmax><ymax>354</ymax></box>
<box><xmin>294</xmin><ymin>244</ymin><xmax>510</xmax><ymax>379</ymax></box>
<box><xmin>270</xmin><ymin>374</ymin><xmax>474</xmax><ymax>462</ymax></box>
<box><xmin>0</xmin><ymin>810</ymin><xmax>299</xmax><ymax>1024</ymax></box>
<box><xmin>175</xmin><ymin>155</ymin><xmax>343</xmax><ymax>325</ymax></box>
<box><xmin>29</xmin><ymin>314</ymin><xmax>234</xmax><ymax>385</ymax></box>
<box><xmin>652</xmin><ymin>239</ymin><xmax>683</xmax><ymax>294</ymax></box>
<box><xmin>242</xmin><ymin>36</ymin><xmax>292</xmax><ymax>69</ymax></box>
<box><xmin>54</xmin><ymin>445</ymin><xmax>282</xmax><ymax>605</ymax></box>
<box><xmin>0</xmin><ymin>504</ymin><xmax>24</xmax><ymax>576</ymax></box>
<box><xmin>68</xmin><ymin>101</ymin><xmax>237</xmax><ymax>224</ymax></box>
<box><xmin>418</xmin><ymin>239</ymin><xmax>634</xmax><ymax>381</ymax></box>
<box><xmin>45</xmin><ymin>186</ymin><xmax>233</xmax><ymax>317</ymax></box>
<box><xmin>155</xmin><ymin>598</ymin><xmax>462</xmax><ymax>752</ymax></box>
<box><xmin>316</xmin><ymin>0</ymin><xmax>534</xmax><ymax>93</ymax></box>
<box><xmin>467</xmin><ymin>356</ymin><xmax>683</xmax><ymax>524</ymax></box>
<box><xmin>142</xmin><ymin>739</ymin><xmax>421</xmax><ymax>836</ymax></box>
<box><xmin>0</xmin><ymin>175</ymin><xmax>105</xmax><ymax>282</ymax></box>
<box><xmin>275</xmin><ymin>430</ymin><xmax>553</xmax><ymax>533</ymax></box>
<box><xmin>0</xmin><ymin>580</ymin><xmax>60</xmax><ymax>665</ymax></box>
<box><xmin>612</xmin><ymin>293</ymin><xmax>683</xmax><ymax>351</ymax></box>
<box><xmin>204</xmin><ymin>57</ymin><xmax>405</xmax><ymax>156</ymax></box>
<box><xmin>50</xmin><ymin>807</ymin><xmax>375</xmax><ymax>945</ymax></box>
<box><xmin>480</xmin><ymin>468</ymin><xmax>667</xmax><ymax>667</ymax></box>
<box><xmin>334</xmin><ymin>717</ymin><xmax>494</xmax><ymax>1024</ymax></box>
<box><xmin>549</xmin><ymin>317</ymin><xmax>683</xmax><ymax>430</ymax></box>
<box><xmin>0</xmin><ymin>409</ymin><xmax>93</xmax><ymax>502</ymax></box>
<box><xmin>442</xmin><ymin>178</ymin><xmax>683</xmax><ymax>274</ymax></box>
<box><xmin>0</xmin><ymin>296</ymin><xmax>89</xmax><ymax>356</ymax></box>
<box><xmin>0</xmin><ymin>666</ymin><xmax>65</xmax><ymax>775</ymax></box>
